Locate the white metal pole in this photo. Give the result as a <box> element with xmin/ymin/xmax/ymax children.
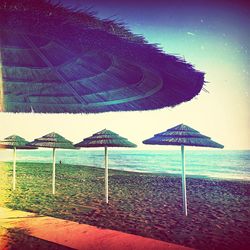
<box><xmin>105</xmin><ymin>147</ymin><xmax>109</xmax><ymax>203</ymax></box>
<box><xmin>181</xmin><ymin>145</ymin><xmax>188</xmax><ymax>216</ymax></box>
<box><xmin>13</xmin><ymin>147</ymin><xmax>16</xmax><ymax>190</ymax></box>
<box><xmin>52</xmin><ymin>148</ymin><xmax>56</xmax><ymax>195</ymax></box>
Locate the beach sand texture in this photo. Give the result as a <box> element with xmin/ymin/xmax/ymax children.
<box><xmin>0</xmin><ymin>162</ymin><xmax>249</xmax><ymax>250</ymax></box>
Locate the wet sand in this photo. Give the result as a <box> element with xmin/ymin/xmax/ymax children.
<box><xmin>0</xmin><ymin>162</ymin><xmax>249</xmax><ymax>250</ymax></box>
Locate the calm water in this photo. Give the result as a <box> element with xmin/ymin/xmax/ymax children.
<box><xmin>1</xmin><ymin>149</ymin><xmax>250</xmax><ymax>181</ymax></box>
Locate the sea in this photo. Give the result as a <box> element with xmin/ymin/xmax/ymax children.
<box><xmin>1</xmin><ymin>149</ymin><xmax>250</xmax><ymax>181</ymax></box>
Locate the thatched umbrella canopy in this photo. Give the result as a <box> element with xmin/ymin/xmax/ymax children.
<box><xmin>0</xmin><ymin>135</ymin><xmax>37</xmax><ymax>190</ymax></box>
<box><xmin>143</xmin><ymin>124</ymin><xmax>224</xmax><ymax>216</ymax></box>
<box><xmin>0</xmin><ymin>0</ymin><xmax>205</xmax><ymax>113</ymax></box>
<box><xmin>29</xmin><ymin>132</ymin><xmax>75</xmax><ymax>194</ymax></box>
<box><xmin>75</xmin><ymin>129</ymin><xmax>137</xmax><ymax>203</ymax></box>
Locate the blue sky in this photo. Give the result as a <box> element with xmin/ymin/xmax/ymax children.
<box><xmin>0</xmin><ymin>0</ymin><xmax>249</xmax><ymax>149</ymax></box>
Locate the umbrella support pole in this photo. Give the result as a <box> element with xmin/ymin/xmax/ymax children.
<box><xmin>105</xmin><ymin>147</ymin><xmax>108</xmax><ymax>204</ymax></box>
<box><xmin>181</xmin><ymin>145</ymin><xmax>187</xmax><ymax>216</ymax></box>
<box><xmin>52</xmin><ymin>148</ymin><xmax>56</xmax><ymax>195</ymax></box>
<box><xmin>13</xmin><ymin>147</ymin><xmax>16</xmax><ymax>190</ymax></box>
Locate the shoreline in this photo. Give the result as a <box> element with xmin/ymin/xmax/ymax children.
<box><xmin>1</xmin><ymin>162</ymin><xmax>250</xmax><ymax>250</ymax></box>
<box><xmin>1</xmin><ymin>160</ymin><xmax>250</xmax><ymax>184</ymax></box>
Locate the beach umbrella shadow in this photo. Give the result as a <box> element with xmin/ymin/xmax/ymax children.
<box><xmin>29</xmin><ymin>132</ymin><xmax>76</xmax><ymax>194</ymax></box>
<box><xmin>143</xmin><ymin>124</ymin><xmax>224</xmax><ymax>216</ymax></box>
<box><xmin>75</xmin><ymin>129</ymin><xmax>136</xmax><ymax>203</ymax></box>
<box><xmin>1</xmin><ymin>0</ymin><xmax>205</xmax><ymax>113</ymax></box>
<box><xmin>0</xmin><ymin>135</ymin><xmax>37</xmax><ymax>190</ymax></box>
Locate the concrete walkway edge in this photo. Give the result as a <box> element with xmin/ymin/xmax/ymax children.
<box><xmin>0</xmin><ymin>207</ymin><xmax>193</xmax><ymax>250</ymax></box>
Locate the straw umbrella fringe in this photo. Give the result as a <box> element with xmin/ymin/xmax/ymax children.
<box><xmin>0</xmin><ymin>135</ymin><xmax>37</xmax><ymax>190</ymax></box>
<box><xmin>29</xmin><ymin>132</ymin><xmax>75</xmax><ymax>194</ymax></box>
<box><xmin>143</xmin><ymin>124</ymin><xmax>224</xmax><ymax>216</ymax></box>
<box><xmin>75</xmin><ymin>129</ymin><xmax>136</xmax><ymax>203</ymax></box>
<box><xmin>1</xmin><ymin>0</ymin><xmax>205</xmax><ymax>113</ymax></box>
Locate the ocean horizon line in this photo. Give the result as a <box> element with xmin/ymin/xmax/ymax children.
<box><xmin>0</xmin><ymin>149</ymin><xmax>249</xmax><ymax>182</ymax></box>
<box><xmin>1</xmin><ymin>148</ymin><xmax>250</xmax><ymax>152</ymax></box>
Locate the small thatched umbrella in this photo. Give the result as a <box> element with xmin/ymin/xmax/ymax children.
<box><xmin>29</xmin><ymin>132</ymin><xmax>75</xmax><ymax>194</ymax></box>
<box><xmin>1</xmin><ymin>0</ymin><xmax>205</xmax><ymax>113</ymax></box>
<box><xmin>0</xmin><ymin>135</ymin><xmax>37</xmax><ymax>190</ymax></box>
<box><xmin>143</xmin><ymin>124</ymin><xmax>224</xmax><ymax>216</ymax></box>
<box><xmin>75</xmin><ymin>129</ymin><xmax>137</xmax><ymax>203</ymax></box>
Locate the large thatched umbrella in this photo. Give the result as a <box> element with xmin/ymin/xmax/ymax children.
<box><xmin>143</xmin><ymin>124</ymin><xmax>224</xmax><ymax>216</ymax></box>
<box><xmin>29</xmin><ymin>132</ymin><xmax>75</xmax><ymax>194</ymax></box>
<box><xmin>0</xmin><ymin>135</ymin><xmax>37</xmax><ymax>190</ymax></box>
<box><xmin>75</xmin><ymin>129</ymin><xmax>136</xmax><ymax>203</ymax></box>
<box><xmin>0</xmin><ymin>0</ymin><xmax>205</xmax><ymax>113</ymax></box>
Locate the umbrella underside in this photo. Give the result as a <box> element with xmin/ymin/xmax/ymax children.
<box><xmin>144</xmin><ymin>137</ymin><xmax>223</xmax><ymax>148</ymax></box>
<box><xmin>30</xmin><ymin>141</ymin><xmax>75</xmax><ymax>149</ymax></box>
<box><xmin>0</xmin><ymin>0</ymin><xmax>205</xmax><ymax>113</ymax></box>
<box><xmin>0</xmin><ymin>144</ymin><xmax>36</xmax><ymax>149</ymax></box>
<box><xmin>75</xmin><ymin>139</ymin><xmax>136</xmax><ymax>148</ymax></box>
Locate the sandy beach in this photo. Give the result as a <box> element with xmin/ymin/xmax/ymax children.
<box><xmin>0</xmin><ymin>161</ymin><xmax>249</xmax><ymax>250</ymax></box>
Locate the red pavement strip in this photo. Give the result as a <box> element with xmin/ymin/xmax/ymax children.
<box><xmin>0</xmin><ymin>207</ymin><xmax>193</xmax><ymax>250</ymax></box>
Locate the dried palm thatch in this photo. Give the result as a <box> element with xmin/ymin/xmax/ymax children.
<box><xmin>75</xmin><ymin>129</ymin><xmax>137</xmax><ymax>148</ymax></box>
<box><xmin>0</xmin><ymin>135</ymin><xmax>37</xmax><ymax>149</ymax></box>
<box><xmin>0</xmin><ymin>0</ymin><xmax>205</xmax><ymax>113</ymax></box>
<box><xmin>143</xmin><ymin>124</ymin><xmax>224</xmax><ymax>148</ymax></box>
<box><xmin>143</xmin><ymin>124</ymin><xmax>224</xmax><ymax>216</ymax></box>
<box><xmin>29</xmin><ymin>132</ymin><xmax>75</xmax><ymax>149</ymax></box>
<box><xmin>75</xmin><ymin>129</ymin><xmax>136</xmax><ymax>203</ymax></box>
